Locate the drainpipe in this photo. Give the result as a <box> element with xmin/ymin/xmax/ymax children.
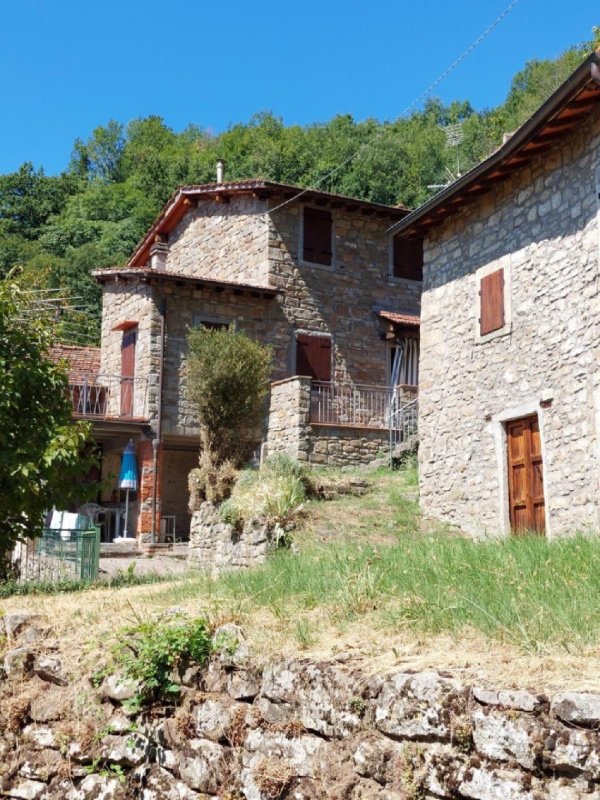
<box><xmin>151</xmin><ymin>296</ymin><xmax>166</xmax><ymax>544</ymax></box>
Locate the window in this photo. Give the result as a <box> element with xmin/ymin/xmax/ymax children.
<box><xmin>295</xmin><ymin>333</ymin><xmax>331</xmax><ymax>381</ymax></box>
<box><xmin>391</xmin><ymin>235</ymin><xmax>423</xmax><ymax>281</ymax></box>
<box><xmin>479</xmin><ymin>268</ymin><xmax>505</xmax><ymax>336</ymax></box>
<box><xmin>302</xmin><ymin>207</ymin><xmax>333</xmax><ymax>266</ymax></box>
<box><xmin>191</xmin><ymin>314</ymin><xmax>229</xmax><ymax>331</ymax></box>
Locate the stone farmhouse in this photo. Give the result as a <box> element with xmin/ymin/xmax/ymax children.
<box><xmin>57</xmin><ymin>181</ymin><xmax>422</xmax><ymax>543</ymax></box>
<box><xmin>392</xmin><ymin>50</ymin><xmax>600</xmax><ymax>538</ymax></box>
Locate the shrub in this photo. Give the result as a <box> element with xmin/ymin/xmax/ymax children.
<box><xmin>115</xmin><ymin>614</ymin><xmax>212</xmax><ymax>704</ymax></box>
<box><xmin>186</xmin><ymin>326</ymin><xmax>271</xmax><ymax>503</ymax></box>
<box><xmin>219</xmin><ymin>455</ymin><xmax>307</xmax><ymax>529</ymax></box>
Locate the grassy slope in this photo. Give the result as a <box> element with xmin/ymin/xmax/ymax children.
<box><xmin>2</xmin><ymin>464</ymin><xmax>600</xmax><ymax>690</ymax></box>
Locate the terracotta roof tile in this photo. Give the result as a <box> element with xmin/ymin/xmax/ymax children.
<box><xmin>49</xmin><ymin>344</ymin><xmax>101</xmax><ymax>382</ymax></box>
<box><xmin>378</xmin><ymin>310</ymin><xmax>420</xmax><ymax>327</ymax></box>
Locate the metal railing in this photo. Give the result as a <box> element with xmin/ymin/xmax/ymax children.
<box><xmin>310</xmin><ymin>381</ymin><xmax>417</xmax><ymax>430</ymax></box>
<box><xmin>14</xmin><ymin>527</ymin><xmax>100</xmax><ymax>583</ymax></box>
<box><xmin>389</xmin><ymin>395</ymin><xmax>419</xmax><ymax>450</ymax></box>
<box><xmin>69</xmin><ymin>375</ymin><xmax>149</xmax><ymax>420</ymax></box>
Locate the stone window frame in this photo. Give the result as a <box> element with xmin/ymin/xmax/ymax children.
<box><xmin>291</xmin><ymin>328</ymin><xmax>334</xmax><ymax>381</ymax></box>
<box><xmin>475</xmin><ymin>255</ymin><xmax>512</xmax><ymax>344</ymax></box>
<box><xmin>387</xmin><ymin>234</ymin><xmax>424</xmax><ymax>286</ymax></box>
<box><xmin>298</xmin><ymin>204</ymin><xmax>336</xmax><ymax>272</ymax></box>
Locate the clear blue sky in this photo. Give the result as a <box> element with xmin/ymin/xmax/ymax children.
<box><xmin>0</xmin><ymin>0</ymin><xmax>597</xmax><ymax>175</ymax></box>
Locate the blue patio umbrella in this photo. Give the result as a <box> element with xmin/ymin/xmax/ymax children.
<box><xmin>118</xmin><ymin>439</ymin><xmax>138</xmax><ymax>538</ymax></box>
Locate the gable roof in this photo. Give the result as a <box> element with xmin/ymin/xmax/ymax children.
<box><xmin>392</xmin><ymin>50</ymin><xmax>600</xmax><ymax>239</ymax></box>
<box><xmin>127</xmin><ymin>180</ymin><xmax>410</xmax><ymax>268</ymax></box>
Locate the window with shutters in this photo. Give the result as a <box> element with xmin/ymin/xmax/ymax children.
<box><xmin>476</xmin><ymin>259</ymin><xmax>511</xmax><ymax>341</ymax></box>
<box><xmin>302</xmin><ymin>207</ymin><xmax>333</xmax><ymax>266</ymax></box>
<box><xmin>390</xmin><ymin>235</ymin><xmax>423</xmax><ymax>281</ymax></box>
<box><xmin>294</xmin><ymin>333</ymin><xmax>332</xmax><ymax>381</ymax></box>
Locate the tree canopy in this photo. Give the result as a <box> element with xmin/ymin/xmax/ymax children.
<box><xmin>0</xmin><ymin>279</ymin><xmax>93</xmax><ymax>576</ymax></box>
<box><xmin>0</xmin><ymin>38</ymin><xmax>595</xmax><ymax>346</ymax></box>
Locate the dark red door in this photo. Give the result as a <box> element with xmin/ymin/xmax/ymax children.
<box><xmin>120</xmin><ymin>329</ymin><xmax>136</xmax><ymax>416</ymax></box>
<box><xmin>507</xmin><ymin>415</ymin><xmax>545</xmax><ymax>534</ymax></box>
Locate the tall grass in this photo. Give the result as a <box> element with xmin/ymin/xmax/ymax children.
<box><xmin>204</xmin><ymin>534</ymin><xmax>600</xmax><ymax>650</ymax></box>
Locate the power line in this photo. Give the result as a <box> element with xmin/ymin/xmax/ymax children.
<box><xmin>261</xmin><ymin>0</ymin><xmax>520</xmax><ymax>220</ymax></box>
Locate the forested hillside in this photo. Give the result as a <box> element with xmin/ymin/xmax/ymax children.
<box><xmin>0</xmin><ymin>38</ymin><xmax>596</xmax><ymax>344</ymax></box>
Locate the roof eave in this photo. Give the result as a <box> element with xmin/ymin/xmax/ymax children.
<box><xmin>392</xmin><ymin>50</ymin><xmax>600</xmax><ymax>238</ymax></box>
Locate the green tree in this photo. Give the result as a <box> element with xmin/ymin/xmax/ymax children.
<box><xmin>186</xmin><ymin>326</ymin><xmax>271</xmax><ymax>502</ymax></box>
<box><xmin>0</xmin><ymin>279</ymin><xmax>93</xmax><ymax>577</ymax></box>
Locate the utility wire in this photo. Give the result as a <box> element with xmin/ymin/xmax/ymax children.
<box><xmin>261</xmin><ymin>0</ymin><xmax>520</xmax><ymax>220</ymax></box>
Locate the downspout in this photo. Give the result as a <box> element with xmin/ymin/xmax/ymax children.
<box><xmin>151</xmin><ymin>296</ymin><xmax>166</xmax><ymax>544</ymax></box>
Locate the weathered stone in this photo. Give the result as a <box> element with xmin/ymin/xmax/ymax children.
<box><xmin>192</xmin><ymin>697</ymin><xmax>244</xmax><ymax>742</ymax></box>
<box><xmin>243</xmin><ymin>728</ymin><xmax>324</xmax><ymax>778</ymax></box>
<box><xmin>177</xmin><ymin>739</ymin><xmax>228</xmax><ymax>793</ymax></box>
<box><xmin>18</xmin><ymin>750</ymin><xmax>63</xmax><ymax>782</ymax></box>
<box><xmin>101</xmin><ymin>673</ymin><xmax>139</xmax><ymax>702</ymax></box>
<box><xmin>2</xmin><ymin>780</ymin><xmax>47</xmax><ymax>800</ymax></box>
<box><xmin>472</xmin><ymin>707</ymin><xmax>538</xmax><ymax>769</ymax></box>
<box><xmin>140</xmin><ymin>765</ymin><xmax>200</xmax><ymax>800</ymax></box>
<box><xmin>3</xmin><ymin>612</ymin><xmax>46</xmax><ymax>642</ymax></box>
<box><xmin>375</xmin><ymin>670</ymin><xmax>463</xmax><ymax>742</ymax></box>
<box><xmin>65</xmin><ymin>774</ymin><xmax>121</xmax><ymax>800</ymax></box>
<box><xmin>3</xmin><ymin>647</ymin><xmax>35</xmax><ymax>679</ymax></box>
<box><xmin>228</xmin><ymin>669</ymin><xmax>261</xmax><ymax>700</ymax></box>
<box><xmin>260</xmin><ymin>658</ymin><xmax>362</xmax><ymax>737</ymax></box>
<box><xmin>497</xmin><ymin>690</ymin><xmax>543</xmax><ymax>712</ymax></box>
<box><xmin>213</xmin><ymin>622</ymin><xmax>250</xmax><ymax>666</ymax></box>
<box><xmin>34</xmin><ymin>655</ymin><xmax>67</xmax><ymax>686</ymax></box>
<box><xmin>101</xmin><ymin>734</ymin><xmax>152</xmax><ymax>766</ymax></box>
<box><xmin>551</xmin><ymin>692</ymin><xmax>600</xmax><ymax>726</ymax></box>
<box><xmin>29</xmin><ymin>688</ymin><xmax>67</xmax><ymax>723</ymax></box>
<box><xmin>22</xmin><ymin>725</ymin><xmax>57</xmax><ymax>750</ymax></box>
<box><xmin>459</xmin><ymin>766</ymin><xmax>537</xmax><ymax>799</ymax></box>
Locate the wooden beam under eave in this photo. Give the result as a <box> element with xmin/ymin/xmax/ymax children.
<box><xmin>214</xmin><ymin>193</ymin><xmax>230</xmax><ymax>204</ymax></box>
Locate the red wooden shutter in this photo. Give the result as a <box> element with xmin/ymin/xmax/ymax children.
<box><xmin>393</xmin><ymin>236</ymin><xmax>423</xmax><ymax>281</ymax></box>
<box><xmin>120</xmin><ymin>329</ymin><xmax>136</xmax><ymax>416</ymax></box>
<box><xmin>295</xmin><ymin>334</ymin><xmax>331</xmax><ymax>381</ymax></box>
<box><xmin>480</xmin><ymin>269</ymin><xmax>505</xmax><ymax>335</ymax></box>
<box><xmin>303</xmin><ymin>208</ymin><xmax>332</xmax><ymax>265</ymax></box>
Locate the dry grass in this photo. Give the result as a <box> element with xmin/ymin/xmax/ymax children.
<box><xmin>2</xmin><ymin>579</ymin><xmax>600</xmax><ymax>694</ymax></box>
<box><xmin>3</xmin><ymin>463</ymin><xmax>600</xmax><ymax>694</ymax></box>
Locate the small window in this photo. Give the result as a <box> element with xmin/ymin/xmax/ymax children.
<box><xmin>392</xmin><ymin>236</ymin><xmax>423</xmax><ymax>281</ymax></box>
<box><xmin>191</xmin><ymin>314</ymin><xmax>229</xmax><ymax>331</ymax></box>
<box><xmin>303</xmin><ymin>207</ymin><xmax>332</xmax><ymax>266</ymax></box>
<box><xmin>479</xmin><ymin>268</ymin><xmax>505</xmax><ymax>336</ymax></box>
<box><xmin>295</xmin><ymin>333</ymin><xmax>331</xmax><ymax>381</ymax></box>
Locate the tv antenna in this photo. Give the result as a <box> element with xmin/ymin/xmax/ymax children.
<box><xmin>427</xmin><ymin>122</ymin><xmax>464</xmax><ymax>191</ymax></box>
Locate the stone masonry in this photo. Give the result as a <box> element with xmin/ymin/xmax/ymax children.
<box><xmin>267</xmin><ymin>377</ymin><xmax>391</xmax><ymax>467</ymax></box>
<box><xmin>418</xmin><ymin>106</ymin><xmax>600</xmax><ymax>538</ymax></box>
<box><xmin>5</xmin><ymin>611</ymin><xmax>600</xmax><ymax>799</ymax></box>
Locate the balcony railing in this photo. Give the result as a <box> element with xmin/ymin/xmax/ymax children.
<box><xmin>69</xmin><ymin>375</ymin><xmax>149</xmax><ymax>420</ymax></box>
<box><xmin>310</xmin><ymin>381</ymin><xmax>417</xmax><ymax>430</ymax></box>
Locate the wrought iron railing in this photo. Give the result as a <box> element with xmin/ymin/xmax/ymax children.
<box><xmin>310</xmin><ymin>381</ymin><xmax>417</xmax><ymax>430</ymax></box>
<box><xmin>69</xmin><ymin>375</ymin><xmax>149</xmax><ymax>420</ymax></box>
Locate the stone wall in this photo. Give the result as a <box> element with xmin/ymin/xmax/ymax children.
<box><xmin>160</xmin><ymin>281</ymin><xmax>274</xmax><ymax>438</ymax></box>
<box><xmin>268</xmin><ymin>201</ymin><xmax>421</xmax><ymax>385</ymax></box>
<box><xmin>419</xmin><ymin>106</ymin><xmax>600</xmax><ymax>538</ymax></box>
<box><xmin>5</xmin><ymin>612</ymin><xmax>600</xmax><ymax>800</ymax></box>
<box><xmin>165</xmin><ymin>195</ymin><xmax>270</xmax><ymax>285</ymax></box>
<box><xmin>188</xmin><ymin>502</ymin><xmax>275</xmax><ymax>575</ymax></box>
<box><xmin>267</xmin><ymin>377</ymin><xmax>390</xmax><ymax>467</ymax></box>
<box><xmin>99</xmin><ymin>280</ymin><xmax>161</xmax><ymax>423</ymax></box>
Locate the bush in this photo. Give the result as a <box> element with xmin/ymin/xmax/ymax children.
<box><xmin>186</xmin><ymin>326</ymin><xmax>271</xmax><ymax>503</ymax></box>
<box><xmin>115</xmin><ymin>614</ymin><xmax>212</xmax><ymax>705</ymax></box>
<box><xmin>219</xmin><ymin>455</ymin><xmax>307</xmax><ymax>529</ymax></box>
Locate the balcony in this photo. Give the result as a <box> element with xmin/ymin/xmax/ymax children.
<box><xmin>69</xmin><ymin>375</ymin><xmax>149</xmax><ymax>421</ymax></box>
<box><xmin>310</xmin><ymin>381</ymin><xmax>417</xmax><ymax>429</ymax></box>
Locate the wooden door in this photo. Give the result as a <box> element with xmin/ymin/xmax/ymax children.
<box><xmin>507</xmin><ymin>415</ymin><xmax>545</xmax><ymax>534</ymax></box>
<box><xmin>120</xmin><ymin>329</ymin><xmax>136</xmax><ymax>416</ymax></box>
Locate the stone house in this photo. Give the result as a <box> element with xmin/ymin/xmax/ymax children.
<box><xmin>60</xmin><ymin>180</ymin><xmax>422</xmax><ymax>542</ymax></box>
<box><xmin>391</xmin><ymin>50</ymin><xmax>600</xmax><ymax>538</ymax></box>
